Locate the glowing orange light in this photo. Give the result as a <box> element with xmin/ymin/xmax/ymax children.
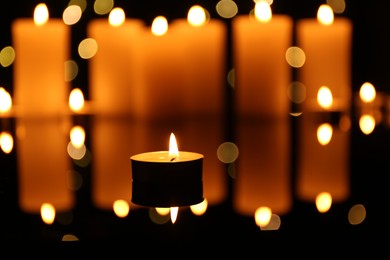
<box><xmin>169</xmin><ymin>133</ymin><xmax>179</xmax><ymax>161</ymax></box>
<box><xmin>187</xmin><ymin>5</ymin><xmax>206</xmax><ymax>26</ymax></box>
<box><xmin>254</xmin><ymin>0</ymin><xmax>272</xmax><ymax>23</ymax></box>
<box><xmin>34</xmin><ymin>3</ymin><xmax>49</xmax><ymax>26</ymax></box>
<box><xmin>170</xmin><ymin>206</ymin><xmax>178</xmax><ymax>223</ymax></box>
<box><xmin>41</xmin><ymin>203</ymin><xmax>56</xmax><ymax>224</ymax></box>
<box><xmin>317</xmin><ymin>4</ymin><xmax>334</xmax><ymax>25</ymax></box>
<box><xmin>151</xmin><ymin>16</ymin><xmax>168</xmax><ymax>36</ymax></box>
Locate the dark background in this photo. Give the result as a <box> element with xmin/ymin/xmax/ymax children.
<box><xmin>1</xmin><ymin>0</ymin><xmax>389</xmax><ymax>256</ymax></box>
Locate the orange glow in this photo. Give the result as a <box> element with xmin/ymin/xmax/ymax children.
<box><xmin>187</xmin><ymin>5</ymin><xmax>206</xmax><ymax>26</ymax></box>
<box><xmin>69</xmin><ymin>88</ymin><xmax>85</xmax><ymax>112</ymax></box>
<box><xmin>254</xmin><ymin>206</ymin><xmax>272</xmax><ymax>227</ymax></box>
<box><xmin>70</xmin><ymin>125</ymin><xmax>85</xmax><ymax>148</ymax></box>
<box><xmin>317</xmin><ymin>4</ymin><xmax>334</xmax><ymax>25</ymax></box>
<box><xmin>190</xmin><ymin>199</ymin><xmax>207</xmax><ymax>216</ymax></box>
<box><xmin>0</xmin><ymin>87</ymin><xmax>12</xmax><ymax>113</ymax></box>
<box><xmin>0</xmin><ymin>131</ymin><xmax>13</xmax><ymax>154</ymax></box>
<box><xmin>108</xmin><ymin>7</ymin><xmax>125</xmax><ymax>27</ymax></box>
<box><xmin>317</xmin><ymin>86</ymin><xmax>333</xmax><ymax>109</ymax></box>
<box><xmin>315</xmin><ymin>192</ymin><xmax>332</xmax><ymax>213</ymax></box>
<box><xmin>169</xmin><ymin>133</ymin><xmax>179</xmax><ymax>161</ymax></box>
<box><xmin>155</xmin><ymin>207</ymin><xmax>170</xmax><ymax>216</ymax></box>
<box><xmin>359</xmin><ymin>114</ymin><xmax>376</xmax><ymax>135</ymax></box>
<box><xmin>359</xmin><ymin>82</ymin><xmax>376</xmax><ymax>103</ymax></box>
<box><xmin>113</xmin><ymin>199</ymin><xmax>130</xmax><ymax>218</ymax></box>
<box><xmin>34</xmin><ymin>3</ymin><xmax>49</xmax><ymax>26</ymax></box>
<box><xmin>254</xmin><ymin>0</ymin><xmax>272</xmax><ymax>22</ymax></box>
<box><xmin>317</xmin><ymin>123</ymin><xmax>333</xmax><ymax>145</ymax></box>
<box><xmin>170</xmin><ymin>207</ymin><xmax>178</xmax><ymax>223</ymax></box>
<box><xmin>41</xmin><ymin>203</ymin><xmax>56</xmax><ymax>224</ymax></box>
<box><xmin>151</xmin><ymin>16</ymin><xmax>168</xmax><ymax>36</ymax></box>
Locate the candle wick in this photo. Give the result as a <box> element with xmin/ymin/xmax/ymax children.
<box><xmin>170</xmin><ymin>157</ymin><xmax>178</xmax><ymax>162</ymax></box>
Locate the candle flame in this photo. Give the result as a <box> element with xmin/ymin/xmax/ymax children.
<box><xmin>317</xmin><ymin>123</ymin><xmax>333</xmax><ymax>145</ymax></box>
<box><xmin>169</xmin><ymin>133</ymin><xmax>180</xmax><ymax>161</ymax></box>
<box><xmin>40</xmin><ymin>203</ymin><xmax>56</xmax><ymax>225</ymax></box>
<box><xmin>34</xmin><ymin>3</ymin><xmax>49</xmax><ymax>26</ymax></box>
<box><xmin>151</xmin><ymin>16</ymin><xmax>168</xmax><ymax>36</ymax></box>
<box><xmin>109</xmin><ymin>7</ymin><xmax>125</xmax><ymax>27</ymax></box>
<box><xmin>317</xmin><ymin>4</ymin><xmax>334</xmax><ymax>25</ymax></box>
<box><xmin>0</xmin><ymin>131</ymin><xmax>14</xmax><ymax>154</ymax></box>
<box><xmin>255</xmin><ymin>206</ymin><xmax>272</xmax><ymax>228</ymax></box>
<box><xmin>315</xmin><ymin>192</ymin><xmax>332</xmax><ymax>213</ymax></box>
<box><xmin>255</xmin><ymin>0</ymin><xmax>272</xmax><ymax>23</ymax></box>
<box><xmin>359</xmin><ymin>82</ymin><xmax>376</xmax><ymax>103</ymax></box>
<box><xmin>170</xmin><ymin>207</ymin><xmax>178</xmax><ymax>223</ymax></box>
<box><xmin>317</xmin><ymin>86</ymin><xmax>333</xmax><ymax>109</ymax></box>
<box><xmin>0</xmin><ymin>87</ymin><xmax>12</xmax><ymax>113</ymax></box>
<box><xmin>187</xmin><ymin>5</ymin><xmax>206</xmax><ymax>26</ymax></box>
<box><xmin>69</xmin><ymin>88</ymin><xmax>85</xmax><ymax>112</ymax></box>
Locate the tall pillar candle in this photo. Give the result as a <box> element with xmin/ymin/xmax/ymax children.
<box><xmin>12</xmin><ymin>3</ymin><xmax>70</xmax><ymax>117</ymax></box>
<box><xmin>296</xmin><ymin>4</ymin><xmax>352</xmax><ymax>112</ymax></box>
<box><xmin>88</xmin><ymin>16</ymin><xmax>145</xmax><ymax>116</ymax></box>
<box><xmin>232</xmin><ymin>2</ymin><xmax>293</xmax><ymax>216</ymax></box>
<box><xmin>12</xmin><ymin>3</ymin><xmax>73</xmax><ymax>213</ymax></box>
<box><xmin>295</xmin><ymin>5</ymin><xmax>352</xmax><ymax>205</ymax></box>
<box><xmin>168</xmin><ymin>6</ymin><xmax>228</xmax><ymax>205</ymax></box>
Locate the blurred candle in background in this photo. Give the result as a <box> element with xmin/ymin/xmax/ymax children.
<box><xmin>88</xmin><ymin>8</ymin><xmax>145</xmax><ymax>116</ymax></box>
<box><xmin>295</xmin><ymin>4</ymin><xmax>352</xmax><ymax>207</ymax></box>
<box><xmin>296</xmin><ymin>4</ymin><xmax>352</xmax><ymax>112</ymax></box>
<box><xmin>232</xmin><ymin>1</ymin><xmax>293</xmax><ymax>217</ymax></box>
<box><xmin>12</xmin><ymin>3</ymin><xmax>74</xmax><ymax>213</ymax></box>
<box><xmin>169</xmin><ymin>5</ymin><xmax>228</xmax><ymax>206</ymax></box>
<box><xmin>87</xmin><ymin>9</ymin><xmax>145</xmax><ymax>211</ymax></box>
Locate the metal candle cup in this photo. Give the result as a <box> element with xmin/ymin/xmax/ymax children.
<box><xmin>130</xmin><ymin>151</ymin><xmax>204</xmax><ymax>207</ymax></box>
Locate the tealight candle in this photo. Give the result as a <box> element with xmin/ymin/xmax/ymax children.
<box><xmin>130</xmin><ymin>133</ymin><xmax>204</xmax><ymax>207</ymax></box>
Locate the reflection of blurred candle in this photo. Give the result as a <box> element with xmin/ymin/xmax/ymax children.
<box><xmin>232</xmin><ymin>1</ymin><xmax>293</xmax><ymax>216</ymax></box>
<box><xmin>87</xmin><ymin>9</ymin><xmax>145</xmax><ymax>211</ymax></box>
<box><xmin>12</xmin><ymin>3</ymin><xmax>73</xmax><ymax>213</ymax></box>
<box><xmin>91</xmin><ymin>117</ymin><xmax>147</xmax><ymax>211</ymax></box>
<box><xmin>296</xmin><ymin>4</ymin><xmax>352</xmax><ymax>112</ymax></box>
<box><xmin>16</xmin><ymin>118</ymin><xmax>73</xmax><ymax>213</ymax></box>
<box><xmin>296</xmin><ymin>114</ymin><xmax>350</xmax><ymax>204</ymax></box>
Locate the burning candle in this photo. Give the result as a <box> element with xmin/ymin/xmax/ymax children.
<box><xmin>232</xmin><ymin>1</ymin><xmax>293</xmax><ymax>217</ymax></box>
<box><xmin>12</xmin><ymin>3</ymin><xmax>70</xmax><ymax>117</ymax></box>
<box><xmin>11</xmin><ymin>3</ymin><xmax>74</xmax><ymax>214</ymax></box>
<box><xmin>130</xmin><ymin>133</ymin><xmax>204</xmax><ymax>207</ymax></box>
<box><xmin>296</xmin><ymin>4</ymin><xmax>352</xmax><ymax>112</ymax></box>
<box><xmin>87</xmin><ymin>8</ymin><xmax>147</xmax><ymax>211</ymax></box>
<box><xmin>87</xmin><ymin>8</ymin><xmax>145</xmax><ymax>116</ymax></box>
<box><xmin>232</xmin><ymin>1</ymin><xmax>293</xmax><ymax>119</ymax></box>
<box><xmin>295</xmin><ymin>4</ymin><xmax>352</xmax><ymax>208</ymax></box>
